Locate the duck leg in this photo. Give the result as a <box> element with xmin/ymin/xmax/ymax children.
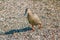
<box><xmin>31</xmin><ymin>25</ymin><xmax>35</xmax><ymax>31</ymax></box>
<box><xmin>38</xmin><ymin>23</ymin><xmax>42</xmax><ymax>29</ymax></box>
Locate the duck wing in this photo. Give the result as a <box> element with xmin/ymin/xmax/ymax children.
<box><xmin>33</xmin><ymin>14</ymin><xmax>41</xmax><ymax>24</ymax></box>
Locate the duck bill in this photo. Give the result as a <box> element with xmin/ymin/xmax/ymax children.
<box><xmin>24</xmin><ymin>9</ymin><xmax>28</xmax><ymax>16</ymax></box>
<box><xmin>24</xmin><ymin>8</ymin><xmax>28</xmax><ymax>16</ymax></box>
<box><xmin>24</xmin><ymin>13</ymin><xmax>28</xmax><ymax>18</ymax></box>
<box><xmin>24</xmin><ymin>12</ymin><xmax>27</xmax><ymax>16</ymax></box>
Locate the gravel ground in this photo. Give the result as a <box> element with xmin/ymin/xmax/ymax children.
<box><xmin>0</xmin><ymin>0</ymin><xmax>60</xmax><ymax>40</ymax></box>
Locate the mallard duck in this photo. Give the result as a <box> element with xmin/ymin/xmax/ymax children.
<box><xmin>24</xmin><ymin>8</ymin><xmax>42</xmax><ymax>31</ymax></box>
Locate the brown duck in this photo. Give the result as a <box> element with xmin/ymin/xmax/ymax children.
<box><xmin>24</xmin><ymin>8</ymin><xmax>42</xmax><ymax>31</ymax></box>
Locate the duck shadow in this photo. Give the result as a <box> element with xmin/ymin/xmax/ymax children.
<box><xmin>4</xmin><ymin>27</ymin><xmax>32</xmax><ymax>35</ymax></box>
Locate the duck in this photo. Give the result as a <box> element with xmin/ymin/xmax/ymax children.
<box><xmin>24</xmin><ymin>8</ymin><xmax>42</xmax><ymax>31</ymax></box>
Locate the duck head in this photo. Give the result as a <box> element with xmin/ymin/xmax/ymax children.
<box><xmin>24</xmin><ymin>8</ymin><xmax>32</xmax><ymax>16</ymax></box>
